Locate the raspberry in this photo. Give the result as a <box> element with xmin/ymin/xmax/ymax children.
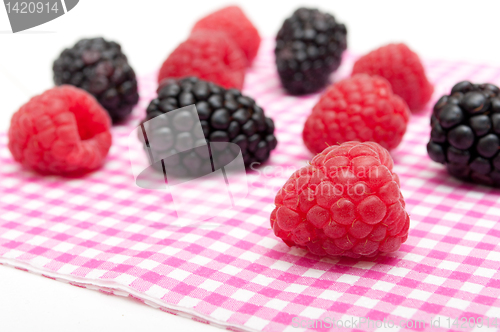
<box><xmin>428</xmin><ymin>81</ymin><xmax>500</xmax><ymax>186</ymax></box>
<box><xmin>352</xmin><ymin>43</ymin><xmax>433</xmax><ymax>112</ymax></box>
<box><xmin>303</xmin><ymin>74</ymin><xmax>410</xmax><ymax>154</ymax></box>
<box><xmin>53</xmin><ymin>37</ymin><xmax>139</xmax><ymax>123</ymax></box>
<box><xmin>8</xmin><ymin>86</ymin><xmax>112</xmax><ymax>175</ymax></box>
<box><xmin>270</xmin><ymin>141</ymin><xmax>409</xmax><ymax>258</ymax></box>
<box><xmin>275</xmin><ymin>8</ymin><xmax>347</xmax><ymax>95</ymax></box>
<box><xmin>191</xmin><ymin>5</ymin><xmax>261</xmax><ymax>65</ymax></box>
<box><xmin>158</xmin><ymin>31</ymin><xmax>247</xmax><ymax>90</ymax></box>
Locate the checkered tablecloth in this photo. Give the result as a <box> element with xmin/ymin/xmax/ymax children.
<box><xmin>1</xmin><ymin>39</ymin><xmax>500</xmax><ymax>332</ymax></box>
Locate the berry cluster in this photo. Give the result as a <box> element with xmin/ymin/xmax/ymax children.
<box><xmin>271</xmin><ymin>141</ymin><xmax>409</xmax><ymax>258</ymax></box>
<box><xmin>53</xmin><ymin>37</ymin><xmax>139</xmax><ymax>123</ymax></box>
<box><xmin>17</xmin><ymin>6</ymin><xmax>269</xmax><ymax>178</ymax></box>
<box><xmin>275</xmin><ymin>8</ymin><xmax>347</xmax><ymax>95</ymax></box>
<box><xmin>11</xmin><ymin>5</ymin><xmax>461</xmax><ymax>261</ymax></box>
<box><xmin>427</xmin><ymin>81</ymin><xmax>500</xmax><ymax>186</ymax></box>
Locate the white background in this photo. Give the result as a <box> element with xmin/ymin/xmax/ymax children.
<box><xmin>1</xmin><ymin>1</ymin><xmax>499</xmax><ymax>331</ymax></box>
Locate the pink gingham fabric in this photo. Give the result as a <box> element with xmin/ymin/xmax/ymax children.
<box><xmin>1</xmin><ymin>39</ymin><xmax>500</xmax><ymax>332</ymax></box>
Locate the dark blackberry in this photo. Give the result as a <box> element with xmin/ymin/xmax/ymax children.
<box><xmin>53</xmin><ymin>37</ymin><xmax>139</xmax><ymax>123</ymax></box>
<box><xmin>275</xmin><ymin>8</ymin><xmax>347</xmax><ymax>95</ymax></box>
<box><xmin>427</xmin><ymin>81</ymin><xmax>500</xmax><ymax>186</ymax></box>
<box><xmin>141</xmin><ymin>77</ymin><xmax>277</xmax><ymax>175</ymax></box>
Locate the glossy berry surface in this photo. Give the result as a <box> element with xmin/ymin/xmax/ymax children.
<box><xmin>275</xmin><ymin>8</ymin><xmax>347</xmax><ymax>95</ymax></box>
<box><xmin>158</xmin><ymin>31</ymin><xmax>247</xmax><ymax>90</ymax></box>
<box><xmin>8</xmin><ymin>86</ymin><xmax>112</xmax><ymax>175</ymax></box>
<box><xmin>427</xmin><ymin>81</ymin><xmax>500</xmax><ymax>186</ymax></box>
<box><xmin>270</xmin><ymin>141</ymin><xmax>410</xmax><ymax>258</ymax></box>
<box><xmin>191</xmin><ymin>5</ymin><xmax>261</xmax><ymax>65</ymax></box>
<box><xmin>142</xmin><ymin>77</ymin><xmax>277</xmax><ymax>172</ymax></box>
<box><xmin>53</xmin><ymin>37</ymin><xmax>139</xmax><ymax>123</ymax></box>
<box><xmin>303</xmin><ymin>74</ymin><xmax>410</xmax><ymax>154</ymax></box>
<box><xmin>352</xmin><ymin>43</ymin><xmax>433</xmax><ymax>112</ymax></box>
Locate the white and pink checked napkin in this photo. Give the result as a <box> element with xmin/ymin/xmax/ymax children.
<box><xmin>1</xmin><ymin>39</ymin><xmax>500</xmax><ymax>332</ymax></box>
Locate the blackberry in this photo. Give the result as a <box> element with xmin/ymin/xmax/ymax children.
<box><xmin>275</xmin><ymin>8</ymin><xmax>347</xmax><ymax>95</ymax></box>
<box><xmin>427</xmin><ymin>81</ymin><xmax>500</xmax><ymax>186</ymax></box>
<box><xmin>53</xmin><ymin>37</ymin><xmax>139</xmax><ymax>123</ymax></box>
<box><xmin>141</xmin><ymin>77</ymin><xmax>277</xmax><ymax>175</ymax></box>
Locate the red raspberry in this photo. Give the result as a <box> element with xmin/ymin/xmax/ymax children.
<box><xmin>352</xmin><ymin>43</ymin><xmax>434</xmax><ymax>112</ymax></box>
<box><xmin>270</xmin><ymin>141</ymin><xmax>409</xmax><ymax>258</ymax></box>
<box><xmin>303</xmin><ymin>74</ymin><xmax>410</xmax><ymax>154</ymax></box>
<box><xmin>8</xmin><ymin>86</ymin><xmax>112</xmax><ymax>175</ymax></box>
<box><xmin>158</xmin><ymin>31</ymin><xmax>247</xmax><ymax>89</ymax></box>
<box><xmin>191</xmin><ymin>5</ymin><xmax>261</xmax><ymax>65</ymax></box>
